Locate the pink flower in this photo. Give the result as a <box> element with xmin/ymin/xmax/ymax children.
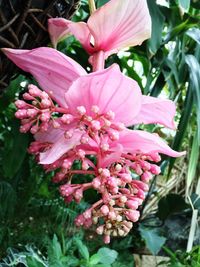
<box><xmin>32</xmin><ymin>64</ymin><xmax>184</xmax><ymax>166</ymax></box>
<box><xmin>48</xmin><ymin>0</ymin><xmax>151</xmax><ymax>62</ymax></box>
<box><xmin>1</xmin><ymin>0</ymin><xmax>185</xmax><ymax>243</ymax></box>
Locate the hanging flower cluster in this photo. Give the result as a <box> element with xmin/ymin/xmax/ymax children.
<box><xmin>2</xmin><ymin>0</ymin><xmax>185</xmax><ymax>243</ymax></box>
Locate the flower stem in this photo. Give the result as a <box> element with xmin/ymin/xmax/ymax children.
<box><xmin>88</xmin><ymin>0</ymin><xmax>96</xmax><ymax>14</ymax></box>
<box><xmin>92</xmin><ymin>51</ymin><xmax>105</xmax><ymax>71</ymax></box>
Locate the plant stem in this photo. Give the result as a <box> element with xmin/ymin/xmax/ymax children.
<box><xmin>88</xmin><ymin>0</ymin><xmax>96</xmax><ymax>14</ymax></box>
<box><xmin>92</xmin><ymin>51</ymin><xmax>105</xmax><ymax>71</ymax></box>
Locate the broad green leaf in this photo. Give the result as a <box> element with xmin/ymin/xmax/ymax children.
<box><xmin>139</xmin><ymin>225</ymin><xmax>166</xmax><ymax>255</ymax></box>
<box><xmin>186</xmin><ymin>131</ymin><xmax>199</xmax><ymax>194</ymax></box>
<box><xmin>157</xmin><ymin>194</ymin><xmax>189</xmax><ymax>220</ymax></box>
<box><xmin>178</xmin><ymin>0</ymin><xmax>190</xmax><ymax>12</ymax></box>
<box><xmin>97</xmin><ymin>248</ymin><xmax>118</xmax><ymax>265</ymax></box>
<box><xmin>147</xmin><ymin>0</ymin><xmax>165</xmax><ymax>55</ymax></box>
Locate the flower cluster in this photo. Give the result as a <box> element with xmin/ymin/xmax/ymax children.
<box><xmin>3</xmin><ymin>0</ymin><xmax>185</xmax><ymax>243</ymax></box>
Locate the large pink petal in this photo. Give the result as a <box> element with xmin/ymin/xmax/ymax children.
<box><xmin>132</xmin><ymin>96</ymin><xmax>176</xmax><ymax>129</ymax></box>
<box><xmin>65</xmin><ymin>64</ymin><xmax>142</xmax><ymax>126</ymax></box>
<box><xmin>39</xmin><ymin>129</ymin><xmax>82</xmax><ymax>164</ymax></box>
<box><xmin>88</xmin><ymin>0</ymin><xmax>151</xmax><ymax>54</ymax></box>
<box><xmin>2</xmin><ymin>48</ymin><xmax>86</xmax><ymax>107</ymax></box>
<box><xmin>48</xmin><ymin>18</ymin><xmax>71</xmax><ymax>48</ymax></box>
<box><xmin>116</xmin><ymin>129</ymin><xmax>186</xmax><ymax>157</ymax></box>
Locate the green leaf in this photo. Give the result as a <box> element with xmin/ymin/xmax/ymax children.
<box><xmin>0</xmin><ymin>181</ymin><xmax>17</xmax><ymax>220</ymax></box>
<box><xmin>178</xmin><ymin>0</ymin><xmax>190</xmax><ymax>11</ymax></box>
<box><xmin>2</xmin><ymin>120</ymin><xmax>29</xmax><ymax>179</ymax></box>
<box><xmin>147</xmin><ymin>0</ymin><xmax>165</xmax><ymax>55</ymax></box>
<box><xmin>186</xmin><ymin>28</ymin><xmax>200</xmax><ymax>45</ymax></box>
<box><xmin>89</xmin><ymin>254</ymin><xmax>100</xmax><ymax>265</ymax></box>
<box><xmin>139</xmin><ymin>225</ymin><xmax>166</xmax><ymax>255</ymax></box>
<box><xmin>157</xmin><ymin>194</ymin><xmax>189</xmax><ymax>220</ymax></box>
<box><xmin>75</xmin><ymin>239</ymin><xmax>90</xmax><ymax>261</ymax></box>
<box><xmin>97</xmin><ymin>0</ymin><xmax>109</xmax><ymax>8</ymax></box>
<box><xmin>47</xmin><ymin>235</ymin><xmax>66</xmax><ymax>267</ymax></box>
<box><xmin>186</xmin><ymin>131</ymin><xmax>199</xmax><ymax>193</ymax></box>
<box><xmin>26</xmin><ymin>256</ymin><xmax>47</xmax><ymax>267</ymax></box>
<box><xmin>97</xmin><ymin>248</ymin><xmax>118</xmax><ymax>265</ymax></box>
<box><xmin>185</xmin><ymin>55</ymin><xmax>200</xmax><ymax>141</ymax></box>
<box><xmin>168</xmin><ymin>85</ymin><xmax>193</xmax><ymax>175</ymax></box>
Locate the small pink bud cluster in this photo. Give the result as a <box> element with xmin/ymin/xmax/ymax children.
<box><xmin>15</xmin><ymin>84</ymin><xmax>66</xmax><ymax>134</ymax></box>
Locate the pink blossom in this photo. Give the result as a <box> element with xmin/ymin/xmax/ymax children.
<box><xmin>2</xmin><ymin>0</ymin><xmax>186</xmax><ymax>244</ymax></box>
<box><xmin>48</xmin><ymin>0</ymin><xmax>151</xmax><ymax>62</ymax></box>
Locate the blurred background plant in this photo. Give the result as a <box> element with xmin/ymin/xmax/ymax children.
<box><xmin>0</xmin><ymin>0</ymin><xmax>199</xmax><ymax>266</ymax></box>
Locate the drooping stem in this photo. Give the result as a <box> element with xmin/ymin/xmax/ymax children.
<box><xmin>88</xmin><ymin>0</ymin><xmax>96</xmax><ymax>14</ymax></box>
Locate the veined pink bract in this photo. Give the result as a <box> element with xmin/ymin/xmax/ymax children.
<box><xmin>48</xmin><ymin>0</ymin><xmax>151</xmax><ymax>62</ymax></box>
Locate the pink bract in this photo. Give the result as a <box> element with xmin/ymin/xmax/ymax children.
<box><xmin>48</xmin><ymin>0</ymin><xmax>151</xmax><ymax>60</ymax></box>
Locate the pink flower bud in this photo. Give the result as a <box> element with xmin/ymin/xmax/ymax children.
<box><xmin>108</xmin><ymin>211</ymin><xmax>116</xmax><ymax>220</ymax></box>
<box><xmin>59</xmin><ymin>184</ymin><xmax>74</xmax><ymax>197</ymax></box>
<box><xmin>91</xmin><ymin>120</ymin><xmax>101</xmax><ymax>131</ymax></box>
<box><xmin>100</xmin><ymin>205</ymin><xmax>110</xmax><ymax>216</ymax></box>
<box><xmin>75</xmin><ymin>214</ymin><xmax>85</xmax><ymax>226</ymax></box>
<box><xmin>15</xmin><ymin>109</ymin><xmax>27</xmax><ymax>119</ymax></box>
<box><xmin>92</xmin><ymin>177</ymin><xmax>101</xmax><ymax>189</ymax></box>
<box><xmin>27</xmin><ymin>109</ymin><xmax>38</xmax><ymax>118</ymax></box>
<box><xmin>77</xmin><ymin>149</ymin><xmax>85</xmax><ymax>159</ymax></box>
<box><xmin>150</xmin><ymin>164</ymin><xmax>161</xmax><ymax>175</ymax></box>
<box><xmin>120</xmin><ymin>173</ymin><xmax>132</xmax><ymax>183</ymax></box>
<box><xmin>23</xmin><ymin>93</ymin><xmax>34</xmax><ymax>100</ymax></box>
<box><xmin>61</xmin><ymin>114</ymin><xmax>74</xmax><ymax>124</ymax></box>
<box><xmin>84</xmin><ymin>218</ymin><xmax>93</xmax><ymax>228</ymax></box>
<box><xmin>15</xmin><ymin>100</ymin><xmax>27</xmax><ymax>109</ymax></box>
<box><xmin>77</xmin><ymin>106</ymin><xmax>86</xmax><ymax>115</ymax></box>
<box><xmin>80</xmin><ymin>134</ymin><xmax>89</xmax><ymax>144</ymax></box>
<box><xmin>103</xmin><ymin>235</ymin><xmax>110</xmax><ymax>244</ymax></box>
<box><xmin>28</xmin><ymin>84</ymin><xmax>42</xmax><ymax>97</ymax></box>
<box><xmin>108</xmin><ymin>129</ymin><xmax>119</xmax><ymax>141</ymax></box>
<box><xmin>30</xmin><ymin>125</ymin><xmax>39</xmax><ymax>134</ymax></box>
<box><xmin>40</xmin><ymin>112</ymin><xmax>51</xmax><ymax>122</ymax></box>
<box><xmin>126</xmin><ymin>200</ymin><xmax>139</xmax><ymax>209</ymax></box>
<box><xmin>105</xmin><ymin>110</ymin><xmax>115</xmax><ymax>120</ymax></box>
<box><xmin>74</xmin><ymin>189</ymin><xmax>83</xmax><ymax>203</ymax></box>
<box><xmin>132</xmin><ymin>180</ymin><xmax>149</xmax><ymax>192</ymax></box>
<box><xmin>62</xmin><ymin>159</ymin><xmax>72</xmax><ymax>169</ymax></box>
<box><xmin>20</xmin><ymin>123</ymin><xmax>32</xmax><ymax>133</ymax></box>
<box><xmin>83</xmin><ymin>209</ymin><xmax>92</xmax><ymax>219</ymax></box>
<box><xmin>125</xmin><ymin>210</ymin><xmax>140</xmax><ymax>222</ymax></box>
<box><xmin>41</xmin><ymin>99</ymin><xmax>52</xmax><ymax>108</ymax></box>
<box><xmin>141</xmin><ymin>171</ymin><xmax>152</xmax><ymax>183</ymax></box>
<box><xmin>96</xmin><ymin>225</ymin><xmax>104</xmax><ymax>235</ymax></box>
<box><xmin>40</xmin><ymin>122</ymin><xmax>49</xmax><ymax>132</ymax></box>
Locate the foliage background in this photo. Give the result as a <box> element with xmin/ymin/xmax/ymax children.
<box><xmin>0</xmin><ymin>0</ymin><xmax>199</xmax><ymax>266</ymax></box>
